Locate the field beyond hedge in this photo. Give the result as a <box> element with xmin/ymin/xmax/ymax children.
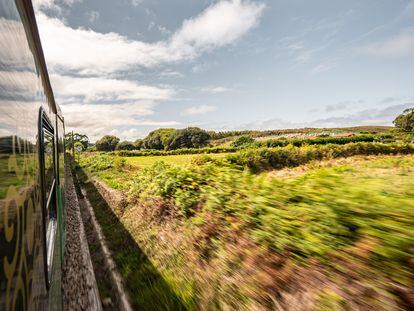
<box><xmin>125</xmin><ymin>153</ymin><xmax>229</xmax><ymax>168</ymax></box>
<box><xmin>78</xmin><ymin>143</ymin><xmax>414</xmax><ymax>310</ymax></box>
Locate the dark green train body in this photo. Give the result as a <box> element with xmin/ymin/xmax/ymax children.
<box><xmin>0</xmin><ymin>0</ymin><xmax>66</xmax><ymax>309</ymax></box>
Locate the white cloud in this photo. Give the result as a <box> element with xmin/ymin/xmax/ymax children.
<box><xmin>360</xmin><ymin>30</ymin><xmax>414</xmax><ymax>57</ymax></box>
<box><xmin>169</xmin><ymin>0</ymin><xmax>265</xmax><ymax>56</ymax></box>
<box><xmin>130</xmin><ymin>0</ymin><xmax>143</xmax><ymax>7</ymax></box>
<box><xmin>324</xmin><ymin>101</ymin><xmax>352</xmax><ymax>112</ymax></box>
<box><xmin>48</xmin><ymin>74</ymin><xmax>176</xmax><ymax>139</ymax></box>
<box><xmin>33</xmin><ymin>0</ymin><xmax>82</xmax><ymax>14</ymax></box>
<box><xmin>50</xmin><ymin>74</ymin><xmax>174</xmax><ymax>102</ymax></box>
<box><xmin>62</xmin><ymin>102</ymin><xmax>180</xmax><ymax>141</ymax></box>
<box><xmin>37</xmin><ymin>13</ymin><xmax>170</xmax><ymax>74</ymax></box>
<box><xmin>200</xmin><ymin>86</ymin><xmax>230</xmax><ymax>93</ymax></box>
<box><xmin>192</xmin><ymin>62</ymin><xmax>214</xmax><ymax>73</ymax></box>
<box><xmin>32</xmin><ymin>0</ymin><xmax>265</xmax><ymax>139</ymax></box>
<box><xmin>159</xmin><ymin>70</ymin><xmax>184</xmax><ymax>78</ymax></box>
<box><xmin>310</xmin><ymin>103</ymin><xmax>412</xmax><ymax>127</ymax></box>
<box><xmin>33</xmin><ymin>0</ymin><xmax>60</xmax><ymax>12</ymax></box>
<box><xmin>147</xmin><ymin>21</ymin><xmax>155</xmax><ymax>31</ymax></box>
<box><xmin>87</xmin><ymin>10</ymin><xmax>99</xmax><ymax>23</ymax></box>
<box><xmin>239</xmin><ymin>103</ymin><xmax>412</xmax><ymax>130</ymax></box>
<box><xmin>181</xmin><ymin>104</ymin><xmax>217</xmax><ymax>116</ymax></box>
<box><xmin>36</xmin><ymin>0</ymin><xmax>266</xmax><ymax>74</ymax></box>
<box><xmin>158</xmin><ymin>25</ymin><xmax>172</xmax><ymax>36</ymax></box>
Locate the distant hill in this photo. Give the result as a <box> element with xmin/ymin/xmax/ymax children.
<box><xmin>209</xmin><ymin>125</ymin><xmax>394</xmax><ymax>146</ymax></box>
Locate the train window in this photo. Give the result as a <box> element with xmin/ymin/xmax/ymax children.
<box><xmin>38</xmin><ymin>108</ymin><xmax>57</xmax><ymax>287</ymax></box>
<box><xmin>43</xmin><ymin>130</ymin><xmax>54</xmax><ymax>204</ymax></box>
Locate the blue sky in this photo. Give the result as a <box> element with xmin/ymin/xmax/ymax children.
<box><xmin>34</xmin><ymin>0</ymin><xmax>414</xmax><ymax>141</ymax></box>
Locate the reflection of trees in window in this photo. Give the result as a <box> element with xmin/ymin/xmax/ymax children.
<box><xmin>57</xmin><ymin>119</ymin><xmax>65</xmax><ymax>186</ymax></box>
<box><xmin>43</xmin><ymin>130</ymin><xmax>55</xmax><ymax>206</ymax></box>
<box><xmin>0</xmin><ymin>135</ymin><xmax>35</xmax><ymax>154</ymax></box>
<box><xmin>0</xmin><ymin>136</ymin><xmax>36</xmax><ymax>199</ymax></box>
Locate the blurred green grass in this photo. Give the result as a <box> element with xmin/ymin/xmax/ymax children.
<box><xmin>124</xmin><ymin>153</ymin><xmax>229</xmax><ymax>168</ymax></box>
<box><xmin>79</xmin><ymin>151</ymin><xmax>414</xmax><ymax>309</ymax></box>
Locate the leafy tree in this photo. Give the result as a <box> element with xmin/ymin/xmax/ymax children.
<box><xmin>95</xmin><ymin>135</ymin><xmax>120</xmax><ymax>151</ymax></box>
<box><xmin>142</xmin><ymin>128</ymin><xmax>175</xmax><ymax>150</ymax></box>
<box><xmin>393</xmin><ymin>108</ymin><xmax>414</xmax><ymax>132</ymax></box>
<box><xmin>134</xmin><ymin>139</ymin><xmax>143</xmax><ymax>150</ymax></box>
<box><xmin>165</xmin><ymin>127</ymin><xmax>211</xmax><ymax>150</ymax></box>
<box><xmin>65</xmin><ymin>132</ymin><xmax>89</xmax><ymax>150</ymax></box>
<box><xmin>116</xmin><ymin>141</ymin><xmax>136</xmax><ymax>150</ymax></box>
<box><xmin>231</xmin><ymin>135</ymin><xmax>255</xmax><ymax>147</ymax></box>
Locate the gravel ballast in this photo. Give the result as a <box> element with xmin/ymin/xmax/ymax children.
<box><xmin>62</xmin><ymin>166</ymin><xmax>102</xmax><ymax>311</ymax></box>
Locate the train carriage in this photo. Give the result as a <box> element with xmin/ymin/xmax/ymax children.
<box><xmin>0</xmin><ymin>0</ymin><xmax>66</xmax><ymax>310</ymax></box>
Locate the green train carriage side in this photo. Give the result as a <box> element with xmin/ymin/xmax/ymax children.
<box><xmin>0</xmin><ymin>0</ymin><xmax>66</xmax><ymax>310</ymax></box>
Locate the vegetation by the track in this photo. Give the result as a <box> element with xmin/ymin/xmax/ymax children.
<box><xmin>232</xmin><ymin>134</ymin><xmax>376</xmax><ymax>148</ymax></box>
<box><xmin>227</xmin><ymin>142</ymin><xmax>414</xmax><ymax>172</ymax></box>
<box><xmin>79</xmin><ymin>142</ymin><xmax>414</xmax><ymax>195</ymax></box>
<box><xmin>113</xmin><ymin>146</ymin><xmax>238</xmax><ymax>157</ymax></box>
<box><xmin>74</xmin><ymin>166</ymin><xmax>188</xmax><ymax>310</ymax></box>
<box><xmin>79</xmin><ymin>141</ymin><xmax>414</xmax><ymax>310</ymax></box>
<box><xmin>124</xmin><ymin>153</ymin><xmax>229</xmax><ymax>168</ymax></box>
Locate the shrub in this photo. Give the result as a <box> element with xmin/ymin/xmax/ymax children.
<box><xmin>227</xmin><ymin>143</ymin><xmax>414</xmax><ymax>172</ymax></box>
<box><xmin>95</xmin><ymin>135</ymin><xmax>120</xmax><ymax>151</ymax></box>
<box><xmin>165</xmin><ymin>127</ymin><xmax>211</xmax><ymax>150</ymax></box>
<box><xmin>114</xmin><ymin>158</ymin><xmax>126</xmax><ymax>170</ymax></box>
<box><xmin>231</xmin><ymin>135</ymin><xmax>255</xmax><ymax>147</ymax></box>
<box><xmin>260</xmin><ymin>135</ymin><xmax>375</xmax><ymax>148</ymax></box>
<box><xmin>115</xmin><ymin>146</ymin><xmax>239</xmax><ymax>157</ymax></box>
<box><xmin>116</xmin><ymin>141</ymin><xmax>136</xmax><ymax>150</ymax></box>
<box><xmin>81</xmin><ymin>154</ymin><xmax>114</xmax><ymax>171</ymax></box>
<box><xmin>129</xmin><ymin>162</ymin><xmax>206</xmax><ymax>216</ymax></box>
<box><xmin>190</xmin><ymin>155</ymin><xmax>217</xmax><ymax>166</ymax></box>
<box><xmin>124</xmin><ymin>152</ymin><xmax>414</xmax><ymax>275</ymax></box>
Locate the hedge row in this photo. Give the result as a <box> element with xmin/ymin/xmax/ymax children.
<box><xmin>257</xmin><ymin>135</ymin><xmax>375</xmax><ymax>148</ymax></box>
<box><xmin>113</xmin><ymin>136</ymin><xmax>377</xmax><ymax>156</ymax></box>
<box><xmin>113</xmin><ymin>146</ymin><xmax>239</xmax><ymax>157</ymax></box>
<box><xmin>226</xmin><ymin>142</ymin><xmax>414</xmax><ymax>172</ymax></box>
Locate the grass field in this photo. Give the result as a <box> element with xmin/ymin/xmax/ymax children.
<box><xmin>123</xmin><ymin>153</ymin><xmax>229</xmax><ymax>168</ymax></box>
<box><xmin>79</xmin><ymin>147</ymin><xmax>414</xmax><ymax>310</ymax></box>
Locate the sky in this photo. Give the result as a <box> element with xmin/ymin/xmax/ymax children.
<box><xmin>33</xmin><ymin>0</ymin><xmax>414</xmax><ymax>141</ymax></box>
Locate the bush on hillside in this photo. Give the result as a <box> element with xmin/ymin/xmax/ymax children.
<box><xmin>165</xmin><ymin>127</ymin><xmax>211</xmax><ymax>150</ymax></box>
<box><xmin>95</xmin><ymin>135</ymin><xmax>120</xmax><ymax>151</ymax></box>
<box><xmin>393</xmin><ymin>107</ymin><xmax>414</xmax><ymax>132</ymax></box>
<box><xmin>142</xmin><ymin>128</ymin><xmax>175</xmax><ymax>150</ymax></box>
<box><xmin>227</xmin><ymin>142</ymin><xmax>414</xmax><ymax>172</ymax></box>
<box><xmin>260</xmin><ymin>135</ymin><xmax>375</xmax><ymax>148</ymax></box>
<box><xmin>116</xmin><ymin>141</ymin><xmax>136</xmax><ymax>150</ymax></box>
<box><xmin>114</xmin><ymin>146</ymin><xmax>239</xmax><ymax>157</ymax></box>
<box><xmin>231</xmin><ymin>135</ymin><xmax>255</xmax><ymax>147</ymax></box>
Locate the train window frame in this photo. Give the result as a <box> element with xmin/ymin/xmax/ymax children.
<box><xmin>38</xmin><ymin>107</ymin><xmax>58</xmax><ymax>289</ymax></box>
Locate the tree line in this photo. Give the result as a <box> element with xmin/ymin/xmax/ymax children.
<box><xmin>66</xmin><ymin>107</ymin><xmax>414</xmax><ymax>152</ymax></box>
<box><xmin>66</xmin><ymin>127</ymin><xmax>212</xmax><ymax>152</ymax></box>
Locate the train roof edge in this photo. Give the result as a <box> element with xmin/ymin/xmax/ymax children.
<box><xmin>16</xmin><ymin>0</ymin><xmax>62</xmax><ymax>118</ymax></box>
